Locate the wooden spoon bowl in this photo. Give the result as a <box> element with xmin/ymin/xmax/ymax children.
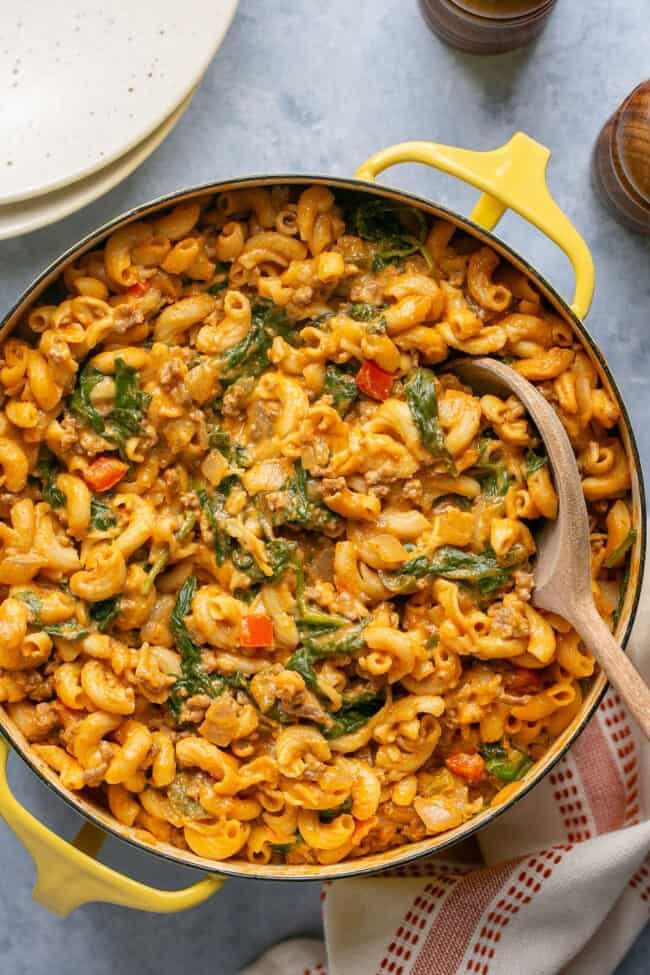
<box><xmin>452</xmin><ymin>356</ymin><xmax>650</xmax><ymax>739</ymax></box>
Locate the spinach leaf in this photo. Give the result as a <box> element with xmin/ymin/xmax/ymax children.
<box><xmin>298</xmin><ymin>607</ymin><xmax>347</xmax><ymax>630</ymax></box>
<box><xmin>384</xmin><ymin>553</ymin><xmax>432</xmax><ymax>584</ymax></box>
<box><xmin>265</xmin><ymin>703</ymin><xmax>294</xmax><ymax>725</ymax></box>
<box><xmin>347</xmin><ymin>303</ymin><xmax>387</xmax><ymax>332</ymax></box>
<box><xmin>170</xmin><ymin>576</ymin><xmax>199</xmax><ymax>661</ymax></box>
<box><xmin>219</xmin><ymin>299</ymin><xmax>293</xmax><ymax>386</ymax></box>
<box><xmin>270</xmin><ymin>836</ymin><xmax>300</xmax><ymax>856</ymax></box>
<box><xmin>471</xmin><ymin>432</ymin><xmax>511</xmax><ymax>498</ymax></box>
<box><xmin>37</xmin><ymin>450</ymin><xmax>65</xmax><ymax>508</ymax></box>
<box><xmin>207</xmin><ymin>279</ymin><xmax>228</xmax><ymax>294</ymax></box>
<box><xmin>604</xmin><ymin>529</ymin><xmax>637</xmax><ymax>569</ymax></box>
<box><xmin>429</xmin><ymin>546</ymin><xmax>522</xmax><ymax>590</ymax></box>
<box><xmin>215</xmin><ymin>473</ymin><xmax>241</xmax><ymax>496</ymax></box>
<box><xmin>433</xmin><ymin>493</ymin><xmax>473</xmax><ymax>512</ymax></box>
<box><xmin>322</xmin><ymin>691</ymin><xmax>385</xmax><ymax>739</ymax></box>
<box><xmin>167</xmin><ymin>576</ymin><xmax>250</xmax><ymax>719</ymax></box>
<box><xmin>230</xmin><ymin>547</ymin><xmax>264</xmax><ymax>579</ymax></box>
<box><xmin>297</xmin><ymin>311</ymin><xmax>335</xmax><ymax>327</ymax></box>
<box><xmin>381</xmin><ymin>545</ymin><xmax>524</xmax><ymax>595</ymax></box>
<box><xmin>479</xmin><ymin>740</ymin><xmax>534</xmax><ymax>782</ymax></box>
<box><xmin>481</xmin><ymin>467</ymin><xmax>510</xmax><ymax>499</ymax></box>
<box><xmin>525</xmin><ymin>450</ymin><xmax>548</xmax><ymax>476</ymax></box>
<box><xmin>286</xmin><ymin>611</ymin><xmax>363</xmax><ymax>691</ymax></box>
<box><xmin>17</xmin><ymin>591</ymin><xmax>43</xmax><ymax>618</ymax></box>
<box><xmin>324</xmin><ymin>364</ymin><xmax>359</xmax><ymax>416</ymax></box>
<box><xmin>208</xmin><ymin>427</ymin><xmax>250</xmax><ymax>468</ymax></box>
<box><xmin>351</xmin><ymin>199</ymin><xmax>432</xmax><ymax>271</ymax></box>
<box><xmin>347</xmin><ymin>303</ymin><xmax>382</xmax><ymax>321</ymax></box>
<box><xmin>273</xmin><ymin>460</ymin><xmax>343</xmax><ymax>536</ymax></box>
<box><xmin>265</xmin><ymin>539</ymin><xmax>300</xmax><ymax>583</ymax></box>
<box><xmin>219</xmin><ymin>672</ymin><xmax>251</xmax><ymax>696</ymax></box>
<box><xmin>90</xmin><ymin>495</ymin><xmax>117</xmax><ymax>531</ymax></box>
<box><xmin>471</xmin><ymin>439</ymin><xmax>510</xmax><ymax>498</ymax></box>
<box><xmin>470</xmin><ymin>436</ymin><xmax>510</xmax><ymax>499</ymax></box>
<box><xmin>143</xmin><ymin>512</ymin><xmax>197</xmax><ymax>594</ymax></box>
<box><xmin>168</xmin><ymin>772</ymin><xmax>208</xmax><ymax>819</ymax></box>
<box><xmin>319</xmin><ymin>798</ymin><xmax>352</xmax><ymax>821</ymax></box>
<box><xmin>302</xmin><ymin>617</ymin><xmax>370</xmax><ymax>659</ymax></box>
<box><xmin>233</xmin><ymin>586</ymin><xmax>259</xmax><ymax>604</ymax></box>
<box><xmin>69</xmin><ymin>365</ymin><xmax>107</xmax><ymax>435</ymax></box>
<box><xmin>478</xmin><ymin>426</ymin><xmax>498</xmax><ymax>443</ymax></box>
<box><xmin>177</xmin><ymin>511</ymin><xmax>199</xmax><ymax>545</ymax></box>
<box><xmin>17</xmin><ymin>591</ymin><xmax>88</xmax><ymax>640</ymax></box>
<box><xmin>476</xmin><ymin>569</ymin><xmax>513</xmax><ymax>596</ymax></box>
<box><xmin>230</xmin><ymin>538</ymin><xmax>298</xmax><ymax>585</ymax></box>
<box><xmin>197</xmin><ymin>477</ymin><xmax>239</xmax><ymax>566</ymax></box>
<box><xmin>285</xmin><ymin>645</ymin><xmax>319</xmax><ymax>691</ymax></box>
<box><xmin>89</xmin><ymin>596</ymin><xmax>121</xmax><ymax>632</ymax></box>
<box><xmin>208</xmin><ymin>429</ymin><xmax>231</xmax><ymax>455</ymax></box>
<box><xmin>611</xmin><ymin>563</ymin><xmax>630</xmax><ymax>628</ymax></box>
<box><xmin>112</xmin><ymin>357</ymin><xmax>152</xmax><ymax>444</ymax></box>
<box><xmin>206</xmin><ymin>264</ymin><xmax>230</xmax><ymax>294</ymax></box>
<box><xmin>41</xmin><ymin>620</ymin><xmax>89</xmax><ymax>640</ymax></box>
<box><xmin>405</xmin><ymin>368</ymin><xmax>453</xmax><ymax>468</ymax></box>
<box><xmin>69</xmin><ymin>357</ymin><xmax>151</xmax><ymax>457</ymax></box>
<box><xmin>198</xmin><ymin>477</ymin><xmax>299</xmax><ymax>581</ymax></box>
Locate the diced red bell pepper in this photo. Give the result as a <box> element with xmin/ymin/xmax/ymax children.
<box><xmin>83</xmin><ymin>456</ymin><xmax>129</xmax><ymax>492</ymax></box>
<box><xmin>240</xmin><ymin>614</ymin><xmax>274</xmax><ymax>647</ymax></box>
<box><xmin>355</xmin><ymin>359</ymin><xmax>394</xmax><ymax>401</ymax></box>
<box><xmin>445</xmin><ymin>752</ymin><xmax>486</xmax><ymax>783</ymax></box>
<box><xmin>126</xmin><ymin>281</ymin><xmax>149</xmax><ymax>298</ymax></box>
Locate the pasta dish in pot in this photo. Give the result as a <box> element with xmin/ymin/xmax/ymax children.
<box><xmin>0</xmin><ymin>185</ymin><xmax>634</xmax><ymax>865</ymax></box>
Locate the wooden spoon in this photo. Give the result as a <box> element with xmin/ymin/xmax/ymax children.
<box><xmin>452</xmin><ymin>356</ymin><xmax>650</xmax><ymax>739</ymax></box>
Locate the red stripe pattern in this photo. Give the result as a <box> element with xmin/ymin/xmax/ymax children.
<box><xmin>465</xmin><ymin>846</ymin><xmax>571</xmax><ymax>974</ymax></box>
<box><xmin>410</xmin><ymin>862</ymin><xmax>519</xmax><ymax>975</ymax></box>
<box><xmin>572</xmin><ymin>718</ymin><xmax>627</xmax><ymax>835</ymax></box>
<box><xmin>599</xmin><ymin>691</ymin><xmax>642</xmax><ymax>827</ymax></box>
<box><xmin>629</xmin><ymin>856</ymin><xmax>650</xmax><ymax>905</ymax></box>
<box><xmin>549</xmin><ymin>754</ymin><xmax>594</xmax><ymax>843</ymax></box>
<box><xmin>374</xmin><ymin>865</ymin><xmax>462</xmax><ymax>975</ymax></box>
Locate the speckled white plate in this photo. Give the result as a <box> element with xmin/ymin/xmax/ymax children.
<box><xmin>0</xmin><ymin>89</ymin><xmax>195</xmax><ymax>240</ymax></box>
<box><xmin>0</xmin><ymin>0</ymin><xmax>238</xmax><ymax>205</ymax></box>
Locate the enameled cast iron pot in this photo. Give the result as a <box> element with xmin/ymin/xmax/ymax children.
<box><xmin>0</xmin><ymin>133</ymin><xmax>645</xmax><ymax>916</ymax></box>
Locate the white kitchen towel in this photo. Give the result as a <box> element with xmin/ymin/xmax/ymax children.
<box><xmin>243</xmin><ymin>570</ymin><xmax>650</xmax><ymax>975</ymax></box>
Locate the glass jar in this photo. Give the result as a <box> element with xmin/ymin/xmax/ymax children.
<box><xmin>419</xmin><ymin>0</ymin><xmax>557</xmax><ymax>54</ymax></box>
<box><xmin>592</xmin><ymin>81</ymin><xmax>650</xmax><ymax>234</ymax></box>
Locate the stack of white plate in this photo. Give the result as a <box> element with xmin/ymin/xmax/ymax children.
<box><xmin>0</xmin><ymin>0</ymin><xmax>239</xmax><ymax>239</ymax></box>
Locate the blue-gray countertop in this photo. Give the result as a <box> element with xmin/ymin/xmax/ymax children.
<box><xmin>0</xmin><ymin>1</ymin><xmax>648</xmax><ymax>972</ymax></box>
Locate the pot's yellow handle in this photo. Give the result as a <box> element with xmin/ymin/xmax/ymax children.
<box><xmin>356</xmin><ymin>132</ymin><xmax>594</xmax><ymax>320</ymax></box>
<box><xmin>0</xmin><ymin>738</ymin><xmax>222</xmax><ymax>917</ymax></box>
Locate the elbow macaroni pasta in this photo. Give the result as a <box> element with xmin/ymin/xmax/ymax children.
<box><xmin>0</xmin><ymin>185</ymin><xmax>634</xmax><ymax>865</ymax></box>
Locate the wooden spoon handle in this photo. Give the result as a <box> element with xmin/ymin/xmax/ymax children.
<box><xmin>573</xmin><ymin>608</ymin><xmax>650</xmax><ymax>739</ymax></box>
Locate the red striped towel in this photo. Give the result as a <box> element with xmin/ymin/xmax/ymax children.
<box><xmin>243</xmin><ymin>578</ymin><xmax>650</xmax><ymax>975</ymax></box>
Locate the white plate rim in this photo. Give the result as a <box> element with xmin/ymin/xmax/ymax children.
<box><xmin>0</xmin><ymin>89</ymin><xmax>195</xmax><ymax>240</ymax></box>
<box><xmin>0</xmin><ymin>0</ymin><xmax>239</xmax><ymax>205</ymax></box>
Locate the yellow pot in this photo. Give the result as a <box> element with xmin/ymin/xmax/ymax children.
<box><xmin>0</xmin><ymin>132</ymin><xmax>645</xmax><ymax>916</ymax></box>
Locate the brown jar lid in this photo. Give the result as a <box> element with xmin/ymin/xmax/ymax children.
<box><xmin>615</xmin><ymin>80</ymin><xmax>650</xmax><ymax>204</ymax></box>
<box><xmin>453</xmin><ymin>0</ymin><xmax>551</xmax><ymax>17</ymax></box>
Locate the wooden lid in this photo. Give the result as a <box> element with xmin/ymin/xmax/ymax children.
<box><xmin>452</xmin><ymin>0</ymin><xmax>552</xmax><ymax>18</ymax></box>
<box><xmin>615</xmin><ymin>80</ymin><xmax>650</xmax><ymax>204</ymax></box>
